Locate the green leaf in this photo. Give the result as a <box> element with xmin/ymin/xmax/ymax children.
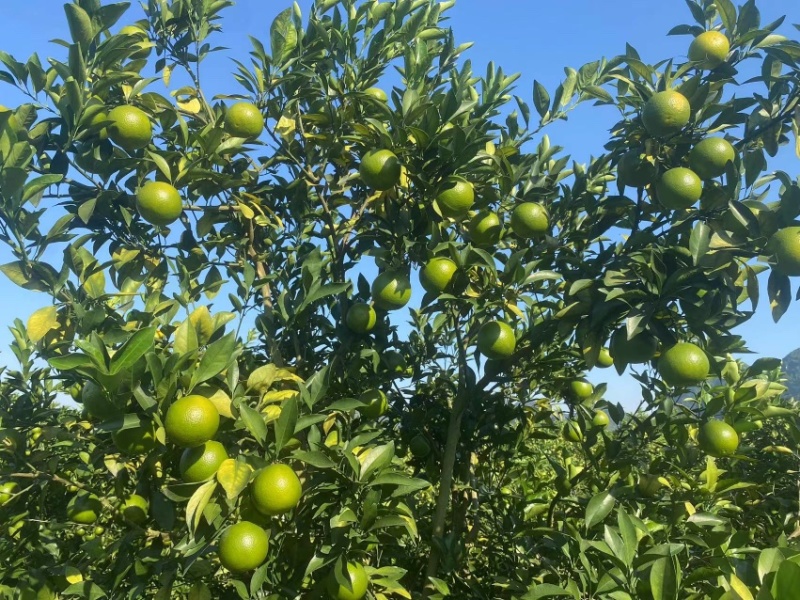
<box><xmin>48</xmin><ymin>353</ymin><xmax>93</xmax><ymax>370</ymax></box>
<box><xmin>767</xmin><ymin>269</ymin><xmax>791</xmax><ymax>322</ymax></box>
<box><xmin>522</xmin><ymin>583</ymin><xmax>574</xmax><ymax>599</ymax></box>
<box><xmin>62</xmin><ymin>581</ymin><xmax>107</xmax><ymax>600</ymax></box>
<box><xmin>687</xmin><ymin>512</ymin><xmax>727</xmax><ymax>527</ymax></box>
<box><xmin>270</xmin><ymin>8</ymin><xmax>297</xmax><ymax>64</ymax></box>
<box><xmin>585</xmin><ymin>491</ymin><xmax>616</xmax><ymax>530</ymax></box>
<box><xmin>292</xmin><ymin>450</ymin><xmax>335</xmax><ymax>469</ymax></box>
<box><xmin>650</xmin><ymin>555</ymin><xmax>679</xmax><ymax>600</ymax></box>
<box><xmin>173</xmin><ymin>318</ymin><xmax>198</xmax><ymax>356</ymax></box>
<box><xmin>298</xmin><ymin>281</ymin><xmax>350</xmax><ymax>312</ymax></box>
<box><xmin>64</xmin><ymin>3</ymin><xmax>94</xmax><ymax>47</ymax></box>
<box><xmin>533</xmin><ymin>80</ymin><xmax>550</xmax><ymax>118</ymax></box>
<box><xmin>773</xmin><ymin>560</ymin><xmax>800</xmax><ymax>599</ymax></box>
<box><xmin>238</xmin><ymin>403</ymin><xmax>267</xmax><ymax>446</ymax></box>
<box><xmin>689</xmin><ymin>221</ymin><xmax>710</xmax><ymax>265</ymax></box>
<box><xmin>23</xmin><ymin>174</ymin><xmax>63</xmax><ymax>201</ymax></box>
<box><xmin>274</xmin><ymin>397</ymin><xmax>298</xmax><ymax>453</ymax></box>
<box><xmin>216</xmin><ymin>458</ymin><xmax>253</xmax><ymax>500</ymax></box>
<box><xmin>190</xmin><ymin>332</ymin><xmax>236</xmax><ymax>387</ymax></box>
<box><xmin>369</xmin><ymin>473</ymin><xmax>431</xmax><ymax>497</ymax></box>
<box><xmin>617</xmin><ymin>508</ymin><xmax>638</xmax><ymax>567</ymax></box>
<box><xmin>358</xmin><ymin>442</ymin><xmax>395</xmax><ymax>481</ymax></box>
<box><xmin>109</xmin><ymin>327</ymin><xmax>155</xmax><ymax>375</ymax></box>
<box><xmin>716</xmin><ymin>0</ymin><xmax>737</xmax><ymax>33</ymax></box>
<box><xmin>185</xmin><ymin>480</ymin><xmax>216</xmax><ymax>535</ymax></box>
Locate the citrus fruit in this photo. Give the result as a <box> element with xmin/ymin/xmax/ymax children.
<box><xmin>239</xmin><ymin>495</ymin><xmax>271</xmax><ymax>527</ymax></box>
<box><xmin>510</xmin><ymin>202</ymin><xmax>549</xmax><ymax>238</ymax></box>
<box><xmin>120</xmin><ymin>494</ymin><xmax>149</xmax><ymax>525</ymax></box>
<box><xmin>81</xmin><ymin>381</ymin><xmax>122</xmax><ymax>420</ymax></box>
<box><xmin>326</xmin><ymin>562</ymin><xmax>369</xmax><ymax>600</ymax></box>
<box><xmin>597</xmin><ymin>347</ymin><xmax>614</xmax><ymax>368</ymax></box>
<box><xmin>419</xmin><ymin>257</ymin><xmax>457</xmax><ymax>294</ymax></box>
<box><xmin>67</xmin><ymin>493</ymin><xmax>102</xmax><ymax>524</ymax></box>
<box><xmin>224</xmin><ymin>102</ymin><xmax>264</xmax><ymax>138</ymax></box>
<box><xmin>688</xmin><ymin>137</ymin><xmax>736</xmax><ymax>180</ymax></box>
<box><xmin>107</xmin><ymin>105</ymin><xmax>152</xmax><ymax>151</ymax></box>
<box><xmin>617</xmin><ymin>150</ymin><xmax>657</xmax><ymax>188</ymax></box>
<box><xmin>112</xmin><ymin>421</ymin><xmax>158</xmax><ymax>455</ymax></box>
<box><xmin>435</xmin><ymin>176</ymin><xmax>474</xmax><ymax>218</ymax></box>
<box><xmin>179</xmin><ymin>440</ymin><xmax>228</xmax><ymax>483</ymax></box>
<box><xmin>371</xmin><ymin>271</ymin><xmax>412</xmax><ymax>310</ymax></box>
<box><xmin>568</xmin><ymin>378</ymin><xmax>594</xmax><ymax>401</ymax></box>
<box><xmin>768</xmin><ymin>227</ymin><xmax>800</xmax><ymax>276</ymax></box>
<box><xmin>656</xmin><ymin>167</ymin><xmax>702</xmax><ymax>210</ymax></box>
<box><xmin>86</xmin><ymin>110</ymin><xmax>109</xmax><ymax>140</ymax></box>
<box><xmin>562</xmin><ymin>421</ymin><xmax>583</xmax><ymax>443</ymax></box>
<box><xmin>409</xmin><ymin>434</ymin><xmax>431</xmax><ymax>458</ymax></box>
<box><xmin>382</xmin><ymin>350</ymin><xmax>411</xmax><ymax>375</ymax></box>
<box><xmin>592</xmin><ymin>410</ymin><xmax>610</xmax><ymax>428</ymax></box>
<box><xmin>658</xmin><ymin>342</ymin><xmax>710</xmax><ymax>387</ymax></box>
<box><xmin>359</xmin><ymin>149</ymin><xmax>401</xmax><ymax>191</ymax></box>
<box><xmin>476</xmin><ymin>321</ymin><xmax>516</xmax><ymax>360</ymax></box>
<box><xmin>688</xmin><ymin>30</ymin><xmax>730</xmax><ymax>70</ymax></box>
<box><xmin>218</xmin><ymin>521</ymin><xmax>269</xmax><ymax>572</ymax></box>
<box><xmin>0</xmin><ymin>482</ymin><xmax>19</xmax><ymax>506</ymax></box>
<box><xmin>345</xmin><ymin>302</ymin><xmax>377</xmax><ymax>333</ymax></box>
<box><xmin>468</xmin><ymin>210</ymin><xmax>502</xmax><ymax>246</ymax></box>
<box><xmin>610</xmin><ymin>330</ymin><xmax>659</xmax><ymax>365</ymax></box>
<box><xmin>136</xmin><ymin>181</ymin><xmax>183</xmax><ymax>227</ymax></box>
<box><xmin>637</xmin><ymin>474</ymin><xmax>661</xmax><ymax>497</ymax></box>
<box><xmin>698</xmin><ymin>420</ymin><xmax>739</xmax><ymax>457</ymax></box>
<box><xmin>251</xmin><ymin>463</ymin><xmax>302</xmax><ymax>516</ymax></box>
<box><xmin>359</xmin><ymin>389</ymin><xmax>388</xmax><ymax>419</ymax></box>
<box><xmin>164</xmin><ymin>395</ymin><xmax>220</xmax><ymax>448</ymax></box>
<box><xmin>641</xmin><ymin>90</ymin><xmax>691</xmax><ymax>137</ymax></box>
<box><xmin>364</xmin><ymin>87</ymin><xmax>388</xmax><ymax>102</ymax></box>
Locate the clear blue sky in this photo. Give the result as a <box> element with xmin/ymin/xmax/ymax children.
<box><xmin>0</xmin><ymin>0</ymin><xmax>798</xmax><ymax>408</ymax></box>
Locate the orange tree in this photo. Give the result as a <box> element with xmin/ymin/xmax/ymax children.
<box><xmin>0</xmin><ymin>0</ymin><xmax>800</xmax><ymax>598</ymax></box>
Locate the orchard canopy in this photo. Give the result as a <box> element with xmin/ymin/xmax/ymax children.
<box><xmin>1</xmin><ymin>0</ymin><xmax>800</xmax><ymax>598</ymax></box>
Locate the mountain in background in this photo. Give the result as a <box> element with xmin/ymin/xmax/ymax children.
<box><xmin>782</xmin><ymin>348</ymin><xmax>800</xmax><ymax>399</ymax></box>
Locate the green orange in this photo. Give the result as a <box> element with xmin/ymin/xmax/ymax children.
<box><xmin>371</xmin><ymin>271</ymin><xmax>412</xmax><ymax>310</ymax></box>
<box><xmin>435</xmin><ymin>176</ymin><xmax>474</xmax><ymax>219</ymax></box>
<box><xmin>656</xmin><ymin>167</ymin><xmax>702</xmax><ymax>210</ymax></box>
<box><xmin>120</xmin><ymin>494</ymin><xmax>149</xmax><ymax>525</ymax></box>
<box><xmin>688</xmin><ymin>31</ymin><xmax>730</xmax><ymax>70</ymax></box>
<box><xmin>592</xmin><ymin>410</ymin><xmax>610</xmax><ymax>428</ymax></box>
<box><xmin>562</xmin><ymin>420</ymin><xmax>583</xmax><ymax>443</ymax></box>
<box><xmin>610</xmin><ymin>330</ymin><xmax>658</xmax><ymax>365</ymax></box>
<box><xmin>81</xmin><ymin>381</ymin><xmax>122</xmax><ymax>420</ymax></box>
<box><xmin>112</xmin><ymin>421</ymin><xmax>158</xmax><ymax>455</ymax></box>
<box><xmin>326</xmin><ymin>562</ymin><xmax>369</xmax><ymax>600</ymax></box>
<box><xmin>476</xmin><ymin>320</ymin><xmax>516</xmax><ymax>360</ymax></box>
<box><xmin>596</xmin><ymin>347</ymin><xmax>614</xmax><ymax>368</ymax></box>
<box><xmin>359</xmin><ymin>389</ymin><xmax>388</xmax><ymax>418</ymax></box>
<box><xmin>164</xmin><ymin>395</ymin><xmax>220</xmax><ymax>448</ymax></box>
<box><xmin>136</xmin><ymin>181</ymin><xmax>183</xmax><ymax>226</ymax></box>
<box><xmin>345</xmin><ymin>302</ymin><xmax>377</xmax><ymax>333</ymax></box>
<box><xmin>642</xmin><ymin>90</ymin><xmax>691</xmax><ymax>137</ymax></box>
<box><xmin>658</xmin><ymin>342</ymin><xmax>710</xmax><ymax>387</ymax></box>
<box><xmin>360</xmin><ymin>149</ymin><xmax>401</xmax><ymax>191</ymax></box>
<box><xmin>218</xmin><ymin>521</ymin><xmax>269</xmax><ymax>572</ymax></box>
<box><xmin>409</xmin><ymin>434</ymin><xmax>430</xmax><ymax>458</ymax></box>
<box><xmin>419</xmin><ymin>257</ymin><xmax>458</xmax><ymax>294</ymax></box>
<box><xmin>617</xmin><ymin>150</ymin><xmax>657</xmax><ymax>188</ymax></box>
<box><xmin>698</xmin><ymin>420</ymin><xmax>739</xmax><ymax>457</ymax></box>
<box><xmin>224</xmin><ymin>102</ymin><xmax>264</xmax><ymax>138</ymax></box>
<box><xmin>468</xmin><ymin>210</ymin><xmax>502</xmax><ymax>246</ymax></box>
<box><xmin>364</xmin><ymin>87</ymin><xmax>388</xmax><ymax>102</ymax></box>
<box><xmin>251</xmin><ymin>463</ymin><xmax>303</xmax><ymax>516</ymax></box>
<box><xmin>0</xmin><ymin>482</ymin><xmax>19</xmax><ymax>506</ymax></box>
<box><xmin>568</xmin><ymin>378</ymin><xmax>594</xmax><ymax>401</ymax></box>
<box><xmin>179</xmin><ymin>440</ymin><xmax>228</xmax><ymax>483</ymax></box>
<box><xmin>768</xmin><ymin>227</ymin><xmax>800</xmax><ymax>276</ymax></box>
<box><xmin>510</xmin><ymin>202</ymin><xmax>549</xmax><ymax>238</ymax></box>
<box><xmin>689</xmin><ymin>137</ymin><xmax>736</xmax><ymax>180</ymax></box>
<box><xmin>107</xmin><ymin>105</ymin><xmax>152</xmax><ymax>151</ymax></box>
<box><xmin>67</xmin><ymin>493</ymin><xmax>102</xmax><ymax>524</ymax></box>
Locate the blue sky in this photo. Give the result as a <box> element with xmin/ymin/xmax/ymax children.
<box><xmin>0</xmin><ymin>0</ymin><xmax>798</xmax><ymax>408</ymax></box>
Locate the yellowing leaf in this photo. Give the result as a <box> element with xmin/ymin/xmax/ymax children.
<box><xmin>186</xmin><ymin>480</ymin><xmax>216</xmax><ymax>535</ymax></box>
<box><xmin>194</xmin><ymin>385</ymin><xmax>234</xmax><ymax>419</ymax></box>
<box><xmin>189</xmin><ymin>306</ymin><xmax>214</xmax><ymax>345</ymax></box>
<box><xmin>162</xmin><ymin>64</ymin><xmax>172</xmax><ymax>87</ymax></box>
<box><xmin>177</xmin><ymin>98</ymin><xmax>202</xmax><ymax>114</ymax></box>
<box><xmin>262</xmin><ymin>389</ymin><xmax>300</xmax><ymax>404</ymax></box>
<box><xmin>216</xmin><ymin>459</ymin><xmax>253</xmax><ymax>500</ymax></box>
<box><xmin>82</xmin><ymin>270</ymin><xmax>106</xmax><ymax>298</ymax></box>
<box><xmin>684</xmin><ymin>501</ymin><xmax>696</xmax><ymax>516</ymax></box>
<box><xmin>65</xmin><ymin>566</ymin><xmax>83</xmax><ymax>584</ymax></box>
<box><xmin>247</xmin><ymin>364</ymin><xmax>279</xmax><ymax>392</ymax></box>
<box><xmin>323</xmin><ymin>413</ymin><xmax>337</xmax><ymax>435</ymax></box>
<box><xmin>728</xmin><ymin>574</ymin><xmax>754</xmax><ymax>600</ymax></box>
<box><xmin>263</xmin><ymin>405</ymin><xmax>282</xmax><ymax>422</ymax></box>
<box><xmin>275</xmin><ymin>114</ymin><xmax>296</xmax><ymax>141</ymax></box>
<box><xmin>274</xmin><ymin>368</ymin><xmax>304</xmax><ymax>384</ymax></box>
<box><xmin>27</xmin><ymin>305</ymin><xmax>59</xmax><ymax>343</ymax></box>
<box><xmin>236</xmin><ymin>200</ymin><xmax>255</xmax><ymax>220</ymax></box>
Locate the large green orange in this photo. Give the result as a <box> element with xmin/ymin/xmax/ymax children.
<box><xmin>596</xmin><ymin>347</ymin><xmax>614</xmax><ymax>368</ymax></box>
<box><xmin>409</xmin><ymin>434</ymin><xmax>430</xmax><ymax>457</ymax></box>
<box><xmin>345</xmin><ymin>302</ymin><xmax>377</xmax><ymax>333</ymax></box>
<box><xmin>359</xmin><ymin>389</ymin><xmax>388</xmax><ymax>419</ymax></box>
<box><xmin>610</xmin><ymin>329</ymin><xmax>659</xmax><ymax>365</ymax></box>
<box><xmin>364</xmin><ymin>87</ymin><xmax>388</xmax><ymax>102</ymax></box>
<box><xmin>655</xmin><ymin>167</ymin><xmax>702</xmax><ymax>210</ymax></box>
<box><xmin>112</xmin><ymin>421</ymin><xmax>158</xmax><ymax>455</ymax></box>
<box><xmin>658</xmin><ymin>342</ymin><xmax>710</xmax><ymax>387</ymax></box>
<box><xmin>510</xmin><ymin>202</ymin><xmax>549</xmax><ymax>238</ymax></box>
<box><xmin>0</xmin><ymin>482</ymin><xmax>19</xmax><ymax>506</ymax></box>
<box><xmin>419</xmin><ymin>257</ymin><xmax>457</xmax><ymax>294</ymax></box>
<box><xmin>768</xmin><ymin>227</ymin><xmax>800</xmax><ymax>276</ymax></box>
<box><xmin>688</xmin><ymin>31</ymin><xmax>730</xmax><ymax>70</ymax></box>
<box><xmin>251</xmin><ymin>463</ymin><xmax>302</xmax><ymax>516</ymax></box>
<box><xmin>360</xmin><ymin>149</ymin><xmax>401</xmax><ymax>191</ymax></box>
<box><xmin>67</xmin><ymin>493</ymin><xmax>102</xmax><ymax>524</ymax></box>
<box><xmin>642</xmin><ymin>90</ymin><xmax>691</xmax><ymax>137</ymax></box>
<box><xmin>562</xmin><ymin>420</ymin><xmax>583</xmax><ymax>443</ymax></box>
<box><xmin>371</xmin><ymin>271</ymin><xmax>412</xmax><ymax>311</ymax></box>
<box><xmin>568</xmin><ymin>378</ymin><xmax>594</xmax><ymax>401</ymax></box>
<box><xmin>468</xmin><ymin>210</ymin><xmax>502</xmax><ymax>246</ymax></box>
<box><xmin>592</xmin><ymin>410</ymin><xmax>610</xmax><ymax>428</ymax></box>
<box><xmin>179</xmin><ymin>440</ymin><xmax>228</xmax><ymax>483</ymax></box>
<box><xmin>136</xmin><ymin>181</ymin><xmax>183</xmax><ymax>227</ymax></box>
<box><xmin>164</xmin><ymin>395</ymin><xmax>220</xmax><ymax>448</ymax></box>
<box><xmin>476</xmin><ymin>321</ymin><xmax>516</xmax><ymax>360</ymax></box>
<box><xmin>107</xmin><ymin>105</ymin><xmax>152</xmax><ymax>151</ymax></box>
<box><xmin>617</xmin><ymin>150</ymin><xmax>657</xmax><ymax>188</ymax></box>
<box><xmin>326</xmin><ymin>562</ymin><xmax>369</xmax><ymax>600</ymax></box>
<box><xmin>698</xmin><ymin>420</ymin><xmax>739</xmax><ymax>457</ymax></box>
<box><xmin>120</xmin><ymin>494</ymin><xmax>149</xmax><ymax>525</ymax></box>
<box><xmin>689</xmin><ymin>137</ymin><xmax>736</xmax><ymax>179</ymax></box>
<box><xmin>435</xmin><ymin>177</ymin><xmax>474</xmax><ymax>218</ymax></box>
<box><xmin>224</xmin><ymin>102</ymin><xmax>264</xmax><ymax>138</ymax></box>
<box><xmin>81</xmin><ymin>381</ymin><xmax>122</xmax><ymax>420</ymax></box>
<box><xmin>218</xmin><ymin>521</ymin><xmax>269</xmax><ymax>572</ymax></box>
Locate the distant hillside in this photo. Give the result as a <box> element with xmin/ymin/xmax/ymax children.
<box><xmin>783</xmin><ymin>348</ymin><xmax>800</xmax><ymax>399</ymax></box>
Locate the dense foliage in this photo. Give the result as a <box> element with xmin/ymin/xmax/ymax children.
<box><xmin>0</xmin><ymin>0</ymin><xmax>800</xmax><ymax>598</ymax></box>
